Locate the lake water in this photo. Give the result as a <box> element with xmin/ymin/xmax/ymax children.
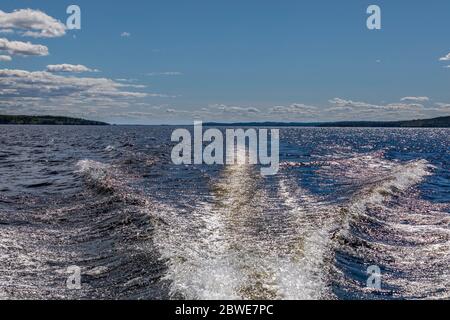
<box><xmin>0</xmin><ymin>125</ymin><xmax>449</xmax><ymax>299</ymax></box>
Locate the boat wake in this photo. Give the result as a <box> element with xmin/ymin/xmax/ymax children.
<box><xmin>4</xmin><ymin>150</ymin><xmax>444</xmax><ymax>300</ymax></box>
<box><xmin>151</xmin><ymin>151</ymin><xmax>449</xmax><ymax>300</ymax></box>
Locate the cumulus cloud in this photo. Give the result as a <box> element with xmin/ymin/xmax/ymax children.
<box><xmin>0</xmin><ymin>9</ymin><xmax>66</xmax><ymax>38</ymax></box>
<box><xmin>431</xmin><ymin>103</ymin><xmax>450</xmax><ymax>111</ymax></box>
<box><xmin>269</xmin><ymin>103</ymin><xmax>318</xmax><ymax>115</ymax></box>
<box><xmin>328</xmin><ymin>98</ymin><xmax>378</xmax><ymax>109</ymax></box>
<box><xmin>121</xmin><ymin>32</ymin><xmax>131</xmax><ymax>37</ymax></box>
<box><xmin>0</xmin><ymin>28</ymin><xmax>14</xmax><ymax>34</ymax></box>
<box><xmin>188</xmin><ymin>99</ymin><xmax>432</xmax><ymax>123</ymax></box>
<box><xmin>214</xmin><ymin>104</ymin><xmax>260</xmax><ymax>114</ymax></box>
<box><xmin>321</xmin><ymin>97</ymin><xmax>441</xmax><ymax>122</ymax></box>
<box><xmin>439</xmin><ymin>53</ymin><xmax>450</xmax><ymax>61</ymax></box>
<box><xmin>110</xmin><ymin>111</ymin><xmax>154</xmax><ymax>119</ymax></box>
<box><xmin>147</xmin><ymin>71</ymin><xmax>183</xmax><ymax>76</ymax></box>
<box><xmin>0</xmin><ymin>69</ymin><xmax>149</xmax><ymax>99</ymax></box>
<box><xmin>0</xmin><ymin>68</ymin><xmax>180</xmax><ymax>121</ymax></box>
<box><xmin>0</xmin><ymin>37</ymin><xmax>48</xmax><ymax>56</ymax></box>
<box><xmin>328</xmin><ymin>97</ymin><xmax>425</xmax><ymax>112</ymax></box>
<box><xmin>46</xmin><ymin>64</ymin><xmax>99</xmax><ymax>73</ymax></box>
<box><xmin>0</xmin><ymin>55</ymin><xmax>11</xmax><ymax>61</ymax></box>
<box><xmin>400</xmin><ymin>96</ymin><xmax>429</xmax><ymax>102</ymax></box>
<box><xmin>115</xmin><ymin>78</ymin><xmax>137</xmax><ymax>83</ymax></box>
<box><xmin>161</xmin><ymin>102</ymin><xmax>321</xmax><ymax>123</ymax></box>
<box><xmin>0</xmin><ymin>69</ymin><xmax>158</xmax><ymax>118</ymax></box>
<box><xmin>382</xmin><ymin>103</ymin><xmax>424</xmax><ymax>111</ymax></box>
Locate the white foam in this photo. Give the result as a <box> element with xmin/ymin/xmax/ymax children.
<box><xmin>275</xmin><ymin>178</ymin><xmax>335</xmax><ymax>299</ymax></box>
<box><xmin>348</xmin><ymin>159</ymin><xmax>433</xmax><ymax>217</ymax></box>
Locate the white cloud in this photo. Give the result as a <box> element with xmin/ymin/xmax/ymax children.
<box><xmin>0</xmin><ymin>37</ymin><xmax>48</xmax><ymax>56</ymax></box>
<box><xmin>0</xmin><ymin>69</ymin><xmax>151</xmax><ymax>116</ymax></box>
<box><xmin>115</xmin><ymin>78</ymin><xmax>137</xmax><ymax>83</ymax></box>
<box><xmin>439</xmin><ymin>53</ymin><xmax>450</xmax><ymax>61</ymax></box>
<box><xmin>432</xmin><ymin>103</ymin><xmax>450</xmax><ymax>111</ymax></box>
<box><xmin>0</xmin><ymin>55</ymin><xmax>11</xmax><ymax>61</ymax></box>
<box><xmin>0</xmin><ymin>9</ymin><xmax>66</xmax><ymax>38</ymax></box>
<box><xmin>0</xmin><ymin>28</ymin><xmax>14</xmax><ymax>34</ymax></box>
<box><xmin>328</xmin><ymin>97</ymin><xmax>425</xmax><ymax>112</ymax></box>
<box><xmin>324</xmin><ymin>98</ymin><xmax>432</xmax><ymax>123</ymax></box>
<box><xmin>214</xmin><ymin>104</ymin><xmax>260</xmax><ymax>114</ymax></box>
<box><xmin>269</xmin><ymin>103</ymin><xmax>318</xmax><ymax>115</ymax></box>
<box><xmin>46</xmin><ymin>64</ymin><xmax>99</xmax><ymax>73</ymax></box>
<box><xmin>382</xmin><ymin>103</ymin><xmax>424</xmax><ymax>111</ymax></box>
<box><xmin>147</xmin><ymin>71</ymin><xmax>183</xmax><ymax>76</ymax></box>
<box><xmin>111</xmin><ymin>111</ymin><xmax>154</xmax><ymax>119</ymax></box>
<box><xmin>400</xmin><ymin>96</ymin><xmax>429</xmax><ymax>102</ymax></box>
<box><xmin>0</xmin><ymin>68</ymin><xmax>179</xmax><ymax>120</ymax></box>
<box><xmin>0</xmin><ymin>69</ymin><xmax>147</xmax><ymax>97</ymax></box>
<box><xmin>328</xmin><ymin>97</ymin><xmax>378</xmax><ymax>109</ymax></box>
<box><xmin>121</xmin><ymin>32</ymin><xmax>131</xmax><ymax>37</ymax></box>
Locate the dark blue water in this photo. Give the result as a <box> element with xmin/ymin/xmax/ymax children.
<box><xmin>0</xmin><ymin>125</ymin><xmax>448</xmax><ymax>299</ymax></box>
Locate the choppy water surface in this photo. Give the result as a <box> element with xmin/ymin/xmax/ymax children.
<box><xmin>0</xmin><ymin>125</ymin><xmax>449</xmax><ymax>300</ymax></box>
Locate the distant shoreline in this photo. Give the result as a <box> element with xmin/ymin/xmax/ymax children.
<box><xmin>205</xmin><ymin>116</ymin><xmax>450</xmax><ymax>128</ymax></box>
<box><xmin>1</xmin><ymin>114</ymin><xmax>449</xmax><ymax>127</ymax></box>
<box><xmin>0</xmin><ymin>115</ymin><xmax>109</xmax><ymax>126</ymax></box>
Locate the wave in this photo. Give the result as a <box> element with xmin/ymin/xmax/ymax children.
<box><xmin>328</xmin><ymin>154</ymin><xmax>450</xmax><ymax>299</ymax></box>
<box><xmin>66</xmin><ymin>160</ymin><xmax>169</xmax><ymax>298</ymax></box>
<box><xmin>152</xmin><ymin>157</ymin><xmax>262</xmax><ymax>299</ymax></box>
<box><xmin>71</xmin><ymin>153</ymin><xmax>448</xmax><ymax>300</ymax></box>
<box><xmin>154</xmin><ymin>154</ymin><xmax>332</xmax><ymax>299</ymax></box>
<box><xmin>276</xmin><ymin>151</ymin><xmax>449</xmax><ymax>299</ymax></box>
<box><xmin>149</xmin><ymin>145</ymin><xmax>336</xmax><ymax>299</ymax></box>
<box><xmin>275</xmin><ymin>176</ymin><xmax>336</xmax><ymax>299</ymax></box>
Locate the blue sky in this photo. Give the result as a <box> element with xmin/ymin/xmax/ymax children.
<box><xmin>1</xmin><ymin>0</ymin><xmax>450</xmax><ymax>124</ymax></box>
